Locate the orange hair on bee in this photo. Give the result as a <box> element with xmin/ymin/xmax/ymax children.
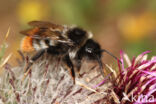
<box><xmin>21</xmin><ymin>36</ymin><xmax>34</xmax><ymax>52</ymax></box>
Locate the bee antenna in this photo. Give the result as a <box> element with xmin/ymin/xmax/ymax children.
<box><xmin>101</xmin><ymin>49</ymin><xmax>122</xmax><ymax>64</ymax></box>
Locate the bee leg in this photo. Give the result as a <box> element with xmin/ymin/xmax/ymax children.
<box><xmin>24</xmin><ymin>49</ymin><xmax>46</xmax><ymax>72</ymax></box>
<box><xmin>54</xmin><ymin>56</ymin><xmax>62</xmax><ymax>71</ymax></box>
<box><xmin>76</xmin><ymin>60</ymin><xmax>82</xmax><ymax>78</ymax></box>
<box><xmin>63</xmin><ymin>55</ymin><xmax>76</xmax><ymax>84</ymax></box>
<box><xmin>23</xmin><ymin>49</ymin><xmax>46</xmax><ymax>81</ymax></box>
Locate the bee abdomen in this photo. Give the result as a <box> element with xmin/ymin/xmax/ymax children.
<box><xmin>32</xmin><ymin>38</ymin><xmax>55</xmax><ymax>50</ymax></box>
<box><xmin>21</xmin><ymin>36</ymin><xmax>35</xmax><ymax>52</ymax></box>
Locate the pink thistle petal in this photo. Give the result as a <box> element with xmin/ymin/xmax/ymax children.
<box><xmin>141</xmin><ymin>84</ymin><xmax>156</xmax><ymax>103</ymax></box>
<box><xmin>135</xmin><ymin>51</ymin><xmax>151</xmax><ymax>65</ymax></box>
<box><xmin>92</xmin><ymin>73</ymin><xmax>111</xmax><ymax>88</ymax></box>
<box><xmin>138</xmin><ymin>60</ymin><xmax>154</xmax><ymax>70</ymax></box>
<box><xmin>139</xmin><ymin>51</ymin><xmax>151</xmax><ymax>58</ymax></box>
<box><xmin>146</xmin><ymin>83</ymin><xmax>156</xmax><ymax>97</ymax></box>
<box><xmin>140</xmin><ymin>70</ymin><xmax>156</xmax><ymax>77</ymax></box>
<box><xmin>151</xmin><ymin>56</ymin><xmax>156</xmax><ymax>61</ymax></box>
<box><xmin>131</xmin><ymin>57</ymin><xmax>136</xmax><ymax>68</ymax></box>
<box><xmin>120</xmin><ymin>50</ymin><xmax>125</xmax><ymax>71</ymax></box>
<box><xmin>113</xmin><ymin>51</ymin><xmax>156</xmax><ymax>104</ymax></box>
<box><xmin>92</xmin><ymin>79</ymin><xmax>107</xmax><ymax>89</ymax></box>
<box><xmin>117</xmin><ymin>59</ymin><xmax>122</xmax><ymax>74</ymax></box>
<box><xmin>123</xmin><ymin>53</ymin><xmax>131</xmax><ymax>67</ymax></box>
<box><xmin>141</xmin><ymin>54</ymin><xmax>148</xmax><ymax>62</ymax></box>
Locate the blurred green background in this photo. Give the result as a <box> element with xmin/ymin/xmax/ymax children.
<box><xmin>0</xmin><ymin>0</ymin><xmax>155</xmax><ymax>65</ymax></box>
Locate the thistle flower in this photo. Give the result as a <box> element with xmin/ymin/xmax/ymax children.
<box><xmin>111</xmin><ymin>51</ymin><xmax>156</xmax><ymax>104</ymax></box>
<box><xmin>0</xmin><ymin>54</ymin><xmax>111</xmax><ymax>104</ymax></box>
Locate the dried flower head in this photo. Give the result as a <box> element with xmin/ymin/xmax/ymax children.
<box><xmin>0</xmin><ymin>54</ymin><xmax>111</xmax><ymax>104</ymax></box>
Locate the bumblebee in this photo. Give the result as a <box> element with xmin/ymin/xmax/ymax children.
<box><xmin>20</xmin><ymin>21</ymin><xmax>119</xmax><ymax>83</ymax></box>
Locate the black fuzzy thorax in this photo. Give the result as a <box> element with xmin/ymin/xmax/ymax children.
<box><xmin>67</xmin><ymin>27</ymin><xmax>87</xmax><ymax>46</ymax></box>
<box><xmin>76</xmin><ymin>39</ymin><xmax>102</xmax><ymax>60</ymax></box>
<box><xmin>47</xmin><ymin>43</ymin><xmax>70</xmax><ymax>56</ymax></box>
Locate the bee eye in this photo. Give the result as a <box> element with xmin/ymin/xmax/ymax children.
<box><xmin>86</xmin><ymin>48</ymin><xmax>92</xmax><ymax>53</ymax></box>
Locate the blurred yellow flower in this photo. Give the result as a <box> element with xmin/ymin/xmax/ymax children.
<box><xmin>17</xmin><ymin>0</ymin><xmax>48</xmax><ymax>24</ymax></box>
<box><xmin>118</xmin><ymin>12</ymin><xmax>156</xmax><ymax>41</ymax></box>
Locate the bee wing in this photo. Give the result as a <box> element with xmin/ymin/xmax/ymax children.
<box><xmin>20</xmin><ymin>26</ymin><xmax>73</xmax><ymax>45</ymax></box>
<box><xmin>20</xmin><ymin>27</ymin><xmax>40</xmax><ymax>36</ymax></box>
<box><xmin>28</xmin><ymin>21</ymin><xmax>65</xmax><ymax>32</ymax></box>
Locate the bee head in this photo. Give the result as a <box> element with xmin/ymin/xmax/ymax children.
<box><xmin>83</xmin><ymin>39</ymin><xmax>102</xmax><ymax>59</ymax></box>
<box><xmin>79</xmin><ymin>39</ymin><xmax>120</xmax><ymax>77</ymax></box>
<box><xmin>67</xmin><ymin>27</ymin><xmax>87</xmax><ymax>45</ymax></box>
<box><xmin>78</xmin><ymin>39</ymin><xmax>104</xmax><ymax>76</ymax></box>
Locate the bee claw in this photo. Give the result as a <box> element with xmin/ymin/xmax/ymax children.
<box><xmin>73</xmin><ymin>78</ymin><xmax>76</xmax><ymax>84</ymax></box>
<box><xmin>78</xmin><ymin>73</ymin><xmax>82</xmax><ymax>78</ymax></box>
